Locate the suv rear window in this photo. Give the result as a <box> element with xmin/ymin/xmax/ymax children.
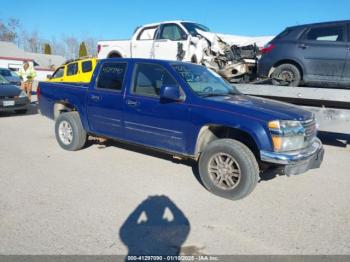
<box><xmin>306</xmin><ymin>25</ymin><xmax>344</xmax><ymax>42</ymax></box>
<box><xmin>67</xmin><ymin>63</ymin><xmax>78</xmax><ymax>76</ymax></box>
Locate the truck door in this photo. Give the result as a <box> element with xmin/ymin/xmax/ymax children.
<box><xmin>153</xmin><ymin>23</ymin><xmax>189</xmax><ymax>61</ymax></box>
<box><xmin>86</xmin><ymin>61</ymin><xmax>128</xmax><ymax>138</ymax></box>
<box><xmin>123</xmin><ymin>62</ymin><xmax>189</xmax><ymax>153</ymax></box>
<box><xmin>131</xmin><ymin>26</ymin><xmax>158</xmax><ymax>58</ymax></box>
<box><xmin>300</xmin><ymin>24</ymin><xmax>347</xmax><ymax>82</ymax></box>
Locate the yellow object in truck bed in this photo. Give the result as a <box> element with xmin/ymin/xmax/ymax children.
<box><xmin>47</xmin><ymin>58</ymin><xmax>97</xmax><ymax>83</ymax></box>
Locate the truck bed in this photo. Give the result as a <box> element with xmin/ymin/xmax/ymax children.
<box><xmin>39</xmin><ymin>81</ymin><xmax>89</xmax><ymax>120</ymax></box>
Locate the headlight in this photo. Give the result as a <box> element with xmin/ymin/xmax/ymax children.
<box><xmin>268</xmin><ymin>120</ymin><xmax>305</xmax><ymax>152</ymax></box>
<box><xmin>19</xmin><ymin>90</ymin><xmax>27</xmax><ymax>98</ymax></box>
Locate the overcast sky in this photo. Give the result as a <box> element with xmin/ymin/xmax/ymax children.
<box><xmin>2</xmin><ymin>0</ymin><xmax>349</xmax><ymax>41</ymax></box>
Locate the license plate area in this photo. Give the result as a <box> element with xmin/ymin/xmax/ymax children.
<box><xmin>2</xmin><ymin>100</ymin><xmax>15</xmax><ymax>107</ymax></box>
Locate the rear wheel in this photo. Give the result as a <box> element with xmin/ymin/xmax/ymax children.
<box><xmin>271</xmin><ymin>63</ymin><xmax>301</xmax><ymax>87</ymax></box>
<box><xmin>55</xmin><ymin>112</ymin><xmax>87</xmax><ymax>151</ymax></box>
<box><xmin>198</xmin><ymin>139</ymin><xmax>259</xmax><ymax>200</ymax></box>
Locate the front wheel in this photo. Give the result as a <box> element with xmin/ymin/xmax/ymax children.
<box><xmin>55</xmin><ymin>112</ymin><xmax>87</xmax><ymax>151</ymax></box>
<box><xmin>198</xmin><ymin>139</ymin><xmax>259</xmax><ymax>200</ymax></box>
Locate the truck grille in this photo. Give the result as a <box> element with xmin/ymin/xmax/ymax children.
<box><xmin>302</xmin><ymin>119</ymin><xmax>317</xmax><ymax>142</ymax></box>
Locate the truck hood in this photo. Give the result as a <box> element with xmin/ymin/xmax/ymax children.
<box><xmin>3</xmin><ymin>75</ymin><xmax>21</xmax><ymax>85</ymax></box>
<box><xmin>0</xmin><ymin>84</ymin><xmax>22</xmax><ymax>97</ymax></box>
<box><xmin>205</xmin><ymin>94</ymin><xmax>313</xmax><ymax>122</ymax></box>
<box><xmin>195</xmin><ymin>29</ymin><xmax>273</xmax><ymax>48</ymax></box>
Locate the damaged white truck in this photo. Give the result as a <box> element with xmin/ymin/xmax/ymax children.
<box><xmin>97</xmin><ymin>21</ymin><xmax>273</xmax><ymax>82</ymax></box>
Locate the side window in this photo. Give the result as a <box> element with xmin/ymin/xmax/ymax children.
<box><xmin>306</xmin><ymin>25</ymin><xmax>344</xmax><ymax>42</ymax></box>
<box><xmin>132</xmin><ymin>63</ymin><xmax>178</xmax><ymax>97</ymax></box>
<box><xmin>137</xmin><ymin>26</ymin><xmax>157</xmax><ymax>40</ymax></box>
<box><xmin>67</xmin><ymin>63</ymin><xmax>78</xmax><ymax>76</ymax></box>
<box><xmin>82</xmin><ymin>61</ymin><xmax>92</xmax><ymax>73</ymax></box>
<box><xmin>52</xmin><ymin>67</ymin><xmax>64</xmax><ymax>79</ymax></box>
<box><xmin>97</xmin><ymin>62</ymin><xmax>127</xmax><ymax>91</ymax></box>
<box><xmin>159</xmin><ymin>24</ymin><xmax>186</xmax><ymax>41</ymax></box>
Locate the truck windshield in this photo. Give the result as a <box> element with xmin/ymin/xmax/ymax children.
<box><xmin>172</xmin><ymin>63</ymin><xmax>240</xmax><ymax>97</ymax></box>
<box><xmin>181</xmin><ymin>22</ymin><xmax>210</xmax><ymax>36</ymax></box>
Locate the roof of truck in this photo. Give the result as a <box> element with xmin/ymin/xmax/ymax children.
<box><xmin>139</xmin><ymin>20</ymin><xmax>196</xmax><ymax>27</ymax></box>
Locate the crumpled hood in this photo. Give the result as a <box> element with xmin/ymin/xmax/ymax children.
<box><xmin>196</xmin><ymin>29</ymin><xmax>273</xmax><ymax>48</ymax></box>
<box><xmin>0</xmin><ymin>84</ymin><xmax>22</xmax><ymax>97</ymax></box>
<box><xmin>205</xmin><ymin>94</ymin><xmax>313</xmax><ymax>122</ymax></box>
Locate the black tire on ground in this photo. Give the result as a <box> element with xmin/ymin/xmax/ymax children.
<box><xmin>271</xmin><ymin>63</ymin><xmax>301</xmax><ymax>87</ymax></box>
<box><xmin>198</xmin><ymin>139</ymin><xmax>259</xmax><ymax>200</ymax></box>
<box><xmin>15</xmin><ymin>109</ymin><xmax>27</xmax><ymax>114</ymax></box>
<box><xmin>55</xmin><ymin>111</ymin><xmax>87</xmax><ymax>151</ymax></box>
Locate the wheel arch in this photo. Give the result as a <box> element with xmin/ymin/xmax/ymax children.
<box><xmin>107</xmin><ymin>50</ymin><xmax>123</xmax><ymax>58</ymax></box>
<box><xmin>194</xmin><ymin>125</ymin><xmax>261</xmax><ymax>161</ymax></box>
<box><xmin>270</xmin><ymin>59</ymin><xmax>304</xmax><ymax>79</ymax></box>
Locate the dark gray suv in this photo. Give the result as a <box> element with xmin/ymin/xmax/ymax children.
<box><xmin>258</xmin><ymin>20</ymin><xmax>350</xmax><ymax>87</ymax></box>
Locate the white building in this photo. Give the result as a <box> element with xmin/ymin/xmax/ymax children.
<box><xmin>0</xmin><ymin>41</ymin><xmax>66</xmax><ymax>81</ymax></box>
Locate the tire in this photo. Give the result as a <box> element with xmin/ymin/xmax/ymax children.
<box><xmin>271</xmin><ymin>63</ymin><xmax>301</xmax><ymax>87</ymax></box>
<box><xmin>55</xmin><ymin>111</ymin><xmax>87</xmax><ymax>151</ymax></box>
<box><xmin>15</xmin><ymin>109</ymin><xmax>27</xmax><ymax>114</ymax></box>
<box><xmin>198</xmin><ymin>139</ymin><xmax>259</xmax><ymax>200</ymax></box>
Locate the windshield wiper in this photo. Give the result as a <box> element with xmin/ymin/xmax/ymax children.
<box><xmin>199</xmin><ymin>92</ymin><xmax>238</xmax><ymax>98</ymax></box>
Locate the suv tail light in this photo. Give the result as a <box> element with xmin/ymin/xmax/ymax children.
<box><xmin>97</xmin><ymin>44</ymin><xmax>101</xmax><ymax>54</ymax></box>
<box><xmin>261</xmin><ymin>43</ymin><xmax>275</xmax><ymax>54</ymax></box>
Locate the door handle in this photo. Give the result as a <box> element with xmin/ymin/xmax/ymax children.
<box><xmin>90</xmin><ymin>95</ymin><xmax>101</xmax><ymax>101</ymax></box>
<box><xmin>126</xmin><ymin>99</ymin><xmax>139</xmax><ymax>106</ymax></box>
<box><xmin>299</xmin><ymin>44</ymin><xmax>308</xmax><ymax>49</ymax></box>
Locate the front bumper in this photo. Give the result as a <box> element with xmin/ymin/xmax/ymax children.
<box><xmin>0</xmin><ymin>97</ymin><xmax>30</xmax><ymax>112</ymax></box>
<box><xmin>260</xmin><ymin>138</ymin><xmax>324</xmax><ymax>176</ymax></box>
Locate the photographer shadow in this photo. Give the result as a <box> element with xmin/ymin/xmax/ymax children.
<box><xmin>119</xmin><ymin>195</ymin><xmax>190</xmax><ymax>257</ymax></box>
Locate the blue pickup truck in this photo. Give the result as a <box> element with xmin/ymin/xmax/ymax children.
<box><xmin>38</xmin><ymin>58</ymin><xmax>324</xmax><ymax>200</ymax></box>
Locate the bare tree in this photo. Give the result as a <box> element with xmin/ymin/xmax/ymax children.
<box><xmin>83</xmin><ymin>37</ymin><xmax>98</xmax><ymax>57</ymax></box>
<box><xmin>0</xmin><ymin>18</ymin><xmax>20</xmax><ymax>43</ymax></box>
<box><xmin>63</xmin><ymin>36</ymin><xmax>79</xmax><ymax>59</ymax></box>
<box><xmin>26</xmin><ymin>31</ymin><xmax>41</xmax><ymax>52</ymax></box>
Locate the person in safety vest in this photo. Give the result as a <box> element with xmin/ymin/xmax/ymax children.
<box><xmin>17</xmin><ymin>61</ymin><xmax>37</xmax><ymax>101</ymax></box>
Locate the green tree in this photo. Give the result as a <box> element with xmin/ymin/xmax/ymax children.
<box><xmin>79</xmin><ymin>41</ymin><xmax>87</xmax><ymax>58</ymax></box>
<box><xmin>43</xmin><ymin>43</ymin><xmax>52</xmax><ymax>54</ymax></box>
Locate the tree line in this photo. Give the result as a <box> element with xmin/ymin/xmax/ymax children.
<box><xmin>0</xmin><ymin>18</ymin><xmax>98</xmax><ymax>59</ymax></box>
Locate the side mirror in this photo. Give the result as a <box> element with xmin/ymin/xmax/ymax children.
<box><xmin>160</xmin><ymin>85</ymin><xmax>183</xmax><ymax>102</ymax></box>
<box><xmin>182</xmin><ymin>33</ymin><xmax>189</xmax><ymax>40</ymax></box>
<box><xmin>46</xmin><ymin>74</ymin><xmax>52</xmax><ymax>79</ymax></box>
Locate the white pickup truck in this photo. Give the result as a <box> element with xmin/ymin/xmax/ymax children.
<box><xmin>97</xmin><ymin>21</ymin><xmax>273</xmax><ymax>81</ymax></box>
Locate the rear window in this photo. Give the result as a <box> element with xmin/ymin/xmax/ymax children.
<box><xmin>82</xmin><ymin>61</ymin><xmax>92</xmax><ymax>73</ymax></box>
<box><xmin>67</xmin><ymin>63</ymin><xmax>78</xmax><ymax>76</ymax></box>
<box><xmin>137</xmin><ymin>26</ymin><xmax>157</xmax><ymax>40</ymax></box>
<box><xmin>275</xmin><ymin>29</ymin><xmax>292</xmax><ymax>40</ymax></box>
<box><xmin>96</xmin><ymin>62</ymin><xmax>127</xmax><ymax>91</ymax></box>
<box><xmin>306</xmin><ymin>25</ymin><xmax>344</xmax><ymax>42</ymax></box>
